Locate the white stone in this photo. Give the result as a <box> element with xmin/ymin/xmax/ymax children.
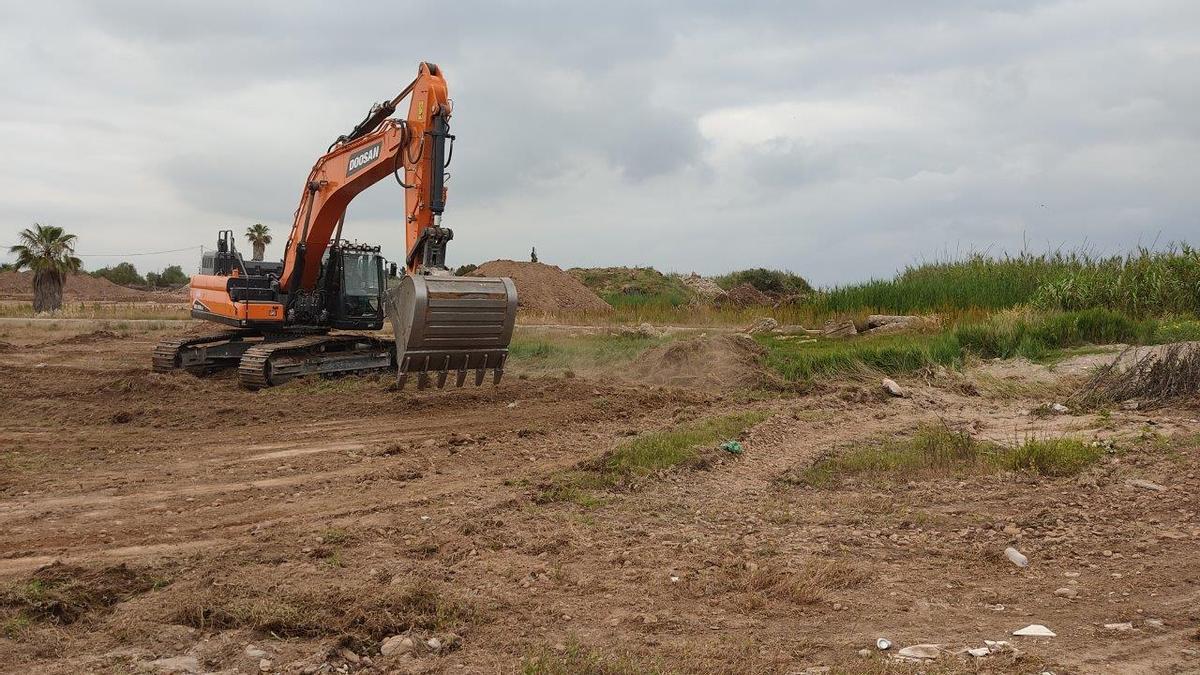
<box><xmin>896</xmin><ymin>644</ymin><xmax>942</xmax><ymax>660</ymax></box>
<box><xmin>967</xmin><ymin>647</ymin><xmax>991</xmax><ymax>657</ymax></box>
<box><xmin>1013</xmin><ymin>624</ymin><xmax>1056</xmax><ymax>637</ymax></box>
<box><xmin>1004</xmin><ymin>547</ymin><xmax>1029</xmax><ymax>567</ymax></box>
<box><xmin>881</xmin><ymin>378</ymin><xmax>905</xmax><ymax>397</ymax></box>
<box><xmin>1104</xmin><ymin>622</ymin><xmax>1134</xmax><ymax>631</ymax></box>
<box><xmin>1125</xmin><ymin>478</ymin><xmax>1166</xmax><ymax>492</ymax></box>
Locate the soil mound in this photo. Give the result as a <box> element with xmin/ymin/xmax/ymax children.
<box><xmin>634</xmin><ymin>334</ymin><xmax>781</xmax><ymax>390</ymax></box>
<box><xmin>471</xmin><ymin>260</ymin><xmax>612</xmax><ymax>313</ymax></box>
<box><xmin>725</xmin><ymin>283</ymin><xmax>772</xmax><ymax>306</ymax></box>
<box><xmin>41</xmin><ymin>330</ymin><xmax>120</xmax><ymax>347</ymax></box>
<box><xmin>0</xmin><ymin>271</ymin><xmax>153</xmax><ymax>301</ymax></box>
<box><xmin>682</xmin><ymin>273</ymin><xmax>727</xmax><ymax>301</ymax></box>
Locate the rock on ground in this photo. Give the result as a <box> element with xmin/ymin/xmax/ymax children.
<box><xmin>745</xmin><ymin>317</ymin><xmax>779</xmax><ymax>335</ymax></box>
<box><xmin>823</xmin><ymin>319</ymin><xmax>858</xmax><ymax>337</ymax></box>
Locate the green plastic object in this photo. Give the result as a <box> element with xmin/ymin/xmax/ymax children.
<box><xmin>720</xmin><ymin>440</ymin><xmax>744</xmax><ymax>455</ymax></box>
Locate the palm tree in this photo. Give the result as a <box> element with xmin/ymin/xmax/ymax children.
<box><xmin>245</xmin><ymin>223</ymin><xmax>272</xmax><ymax>261</ymax></box>
<box><xmin>10</xmin><ymin>224</ymin><xmax>82</xmax><ymax>313</ymax></box>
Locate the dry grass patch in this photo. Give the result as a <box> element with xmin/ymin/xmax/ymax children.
<box><xmin>522</xmin><ymin>639</ymin><xmax>662</xmax><ymax>675</ymax></box>
<box><xmin>167</xmin><ymin>576</ymin><xmax>473</xmax><ymax>647</ymax></box>
<box><xmin>0</xmin><ymin>562</ymin><xmax>167</xmax><ymax>629</ymax></box>
<box><xmin>1072</xmin><ymin>343</ymin><xmax>1200</xmax><ymax>409</ymax></box>
<box><xmin>736</xmin><ymin>559</ymin><xmax>868</xmax><ymax>608</ymax></box>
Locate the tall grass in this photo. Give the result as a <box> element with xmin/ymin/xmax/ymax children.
<box><xmin>760</xmin><ymin>308</ymin><xmax>1199</xmax><ymax>383</ymax></box>
<box><xmin>811</xmin><ymin>245</ymin><xmax>1200</xmax><ymax>317</ymax></box>
<box><xmin>760</xmin><ymin>333</ymin><xmax>962</xmax><ymax>381</ymax></box>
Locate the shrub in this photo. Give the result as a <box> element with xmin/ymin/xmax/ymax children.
<box><xmin>715</xmin><ymin>268</ymin><xmax>813</xmax><ymax>296</ymax></box>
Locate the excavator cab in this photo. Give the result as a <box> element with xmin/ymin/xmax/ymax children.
<box><xmin>322</xmin><ymin>243</ymin><xmax>386</xmax><ymax>331</ymax></box>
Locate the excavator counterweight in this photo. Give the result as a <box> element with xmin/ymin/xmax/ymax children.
<box><xmin>154</xmin><ymin>62</ymin><xmax>518</xmax><ymax>389</ymax></box>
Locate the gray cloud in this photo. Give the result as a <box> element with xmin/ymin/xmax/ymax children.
<box><xmin>1</xmin><ymin>1</ymin><xmax>1197</xmax><ymax>284</ymax></box>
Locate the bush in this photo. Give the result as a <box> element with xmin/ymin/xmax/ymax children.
<box><xmin>454</xmin><ymin>263</ymin><xmax>478</xmax><ymax>276</ymax></box>
<box><xmin>90</xmin><ymin>262</ymin><xmax>144</xmax><ymax>286</ymax></box>
<box><xmin>716</xmin><ymin>268</ymin><xmax>813</xmax><ymax>296</ymax></box>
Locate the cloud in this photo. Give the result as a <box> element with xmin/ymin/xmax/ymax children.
<box><xmin>1</xmin><ymin>1</ymin><xmax>1197</xmax><ymax>284</ymax></box>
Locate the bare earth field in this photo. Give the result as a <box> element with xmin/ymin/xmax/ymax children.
<box><xmin>1</xmin><ymin>321</ymin><xmax>1198</xmax><ymax>674</ymax></box>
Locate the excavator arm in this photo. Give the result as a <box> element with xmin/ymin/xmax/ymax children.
<box><xmin>279</xmin><ymin>61</ymin><xmax>454</xmax><ymax>292</ymax></box>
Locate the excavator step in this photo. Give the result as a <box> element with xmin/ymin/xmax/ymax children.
<box><xmin>236</xmin><ymin>334</ymin><xmax>394</xmax><ymax>390</ymax></box>
<box><xmin>152</xmin><ymin>329</ymin><xmax>260</xmax><ymax>374</ymax></box>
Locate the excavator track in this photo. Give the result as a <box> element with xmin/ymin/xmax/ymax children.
<box><xmin>237</xmin><ymin>334</ymin><xmax>394</xmax><ymax>390</ymax></box>
<box><xmin>152</xmin><ymin>329</ymin><xmax>260</xmax><ymax>374</ymax></box>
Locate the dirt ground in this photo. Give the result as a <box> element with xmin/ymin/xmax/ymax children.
<box><xmin>1</xmin><ymin>321</ymin><xmax>1198</xmax><ymax>674</ymax></box>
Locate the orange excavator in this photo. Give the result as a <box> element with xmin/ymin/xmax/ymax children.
<box><xmin>153</xmin><ymin>62</ymin><xmax>517</xmax><ymax>389</ymax></box>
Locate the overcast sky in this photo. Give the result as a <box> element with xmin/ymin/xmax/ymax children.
<box><xmin>2</xmin><ymin>1</ymin><xmax>1197</xmax><ymax>285</ymax></box>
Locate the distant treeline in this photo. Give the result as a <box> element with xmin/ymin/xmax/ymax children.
<box><xmin>89</xmin><ymin>261</ymin><xmax>189</xmax><ymax>288</ymax></box>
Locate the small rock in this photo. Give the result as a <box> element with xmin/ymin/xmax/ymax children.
<box><xmin>1050</xmin><ymin>403</ymin><xmax>1070</xmax><ymax>414</ymax></box>
<box><xmin>258</xmin><ymin>659</ymin><xmax>272</xmax><ymax>672</ymax></box>
<box><xmin>1104</xmin><ymin>622</ymin><xmax>1134</xmax><ymax>631</ymax></box>
<box><xmin>1126</xmin><ymin>478</ymin><xmax>1166</xmax><ymax>492</ymax></box>
<box><xmin>151</xmin><ymin>656</ymin><xmax>201</xmax><ymax>674</ymax></box>
<box><xmin>881</xmin><ymin>378</ymin><xmax>905</xmax><ymax>397</ymax></box>
<box><xmin>1054</xmin><ymin>587</ymin><xmax>1078</xmax><ymax>599</ymax></box>
<box><xmin>244</xmin><ymin>645</ymin><xmax>269</xmax><ymax>659</ymax></box>
<box><xmin>745</xmin><ymin>317</ymin><xmax>779</xmax><ymax>335</ymax></box>
<box><xmin>896</xmin><ymin>643</ymin><xmax>942</xmax><ymax>660</ymax></box>
<box><xmin>338</xmin><ymin>648</ymin><xmax>359</xmax><ymax>664</ymax></box>
<box><xmin>875</xmin><ymin>638</ymin><xmax>892</xmax><ymax>650</ymax></box>
<box><xmin>984</xmin><ymin>640</ymin><xmax>1013</xmax><ymax>653</ymax></box>
<box><xmin>1145</xmin><ymin>619</ymin><xmax>1165</xmax><ymax>629</ymax></box>
<box><xmin>1004</xmin><ymin>546</ymin><xmax>1029</xmax><ymax>567</ymax></box>
<box><xmin>857</xmin><ymin>648</ymin><xmax>871</xmax><ymax>659</ymax></box>
<box><xmin>426</xmin><ymin>637</ymin><xmax>443</xmax><ymax>651</ymax></box>
<box><xmin>822</xmin><ymin>319</ymin><xmax>858</xmax><ymax>337</ymax></box>
<box><xmin>967</xmin><ymin>647</ymin><xmax>991</xmax><ymax>658</ymax></box>
<box><xmin>381</xmin><ymin>635</ymin><xmax>416</xmax><ymax>656</ymax></box>
<box><xmin>1013</xmin><ymin>624</ymin><xmax>1056</xmax><ymax>637</ymax></box>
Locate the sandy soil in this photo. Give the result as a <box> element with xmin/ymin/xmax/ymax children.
<box><xmin>0</xmin><ymin>323</ymin><xmax>1198</xmax><ymax>674</ymax></box>
<box><xmin>471</xmin><ymin>261</ymin><xmax>612</xmax><ymax>314</ymax></box>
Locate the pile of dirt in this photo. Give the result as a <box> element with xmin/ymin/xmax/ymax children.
<box><xmin>725</xmin><ymin>282</ymin><xmax>772</xmax><ymax>306</ymax></box>
<box><xmin>0</xmin><ymin>271</ymin><xmax>154</xmax><ymax>301</ymax></box>
<box><xmin>471</xmin><ymin>260</ymin><xmax>612</xmax><ymax>313</ymax></box>
<box><xmin>633</xmin><ymin>334</ymin><xmax>782</xmax><ymax>390</ymax></box>
<box><xmin>39</xmin><ymin>330</ymin><xmax>120</xmax><ymax>347</ymax></box>
<box><xmin>682</xmin><ymin>273</ymin><xmax>727</xmax><ymax>301</ymax></box>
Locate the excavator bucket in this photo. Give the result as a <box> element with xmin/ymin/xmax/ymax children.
<box><xmin>385</xmin><ymin>274</ymin><xmax>518</xmax><ymax>389</ymax></box>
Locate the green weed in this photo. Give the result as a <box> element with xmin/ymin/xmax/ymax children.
<box><xmin>794</xmin><ymin>425</ymin><xmax>1101</xmax><ymax>486</ymax></box>
<box><xmin>537</xmin><ymin>412</ymin><xmax>768</xmax><ymax>503</ymax></box>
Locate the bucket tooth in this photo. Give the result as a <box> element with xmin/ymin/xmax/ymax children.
<box><xmin>455</xmin><ymin>368</ymin><xmax>468</xmax><ymax>387</ymax></box>
<box><xmin>397</xmin><ymin>357</ymin><xmax>411</xmax><ymax>389</ymax></box>
<box><xmin>493</xmin><ymin>368</ymin><xmax>503</xmax><ymax>385</ymax></box>
<box><xmin>436</xmin><ymin>369</ymin><xmax>449</xmax><ymax>389</ymax></box>
<box><xmin>417</xmin><ymin>371</ymin><xmax>431</xmax><ymax>389</ymax></box>
<box><xmin>474</xmin><ymin>368</ymin><xmax>486</xmax><ymax>386</ymax></box>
